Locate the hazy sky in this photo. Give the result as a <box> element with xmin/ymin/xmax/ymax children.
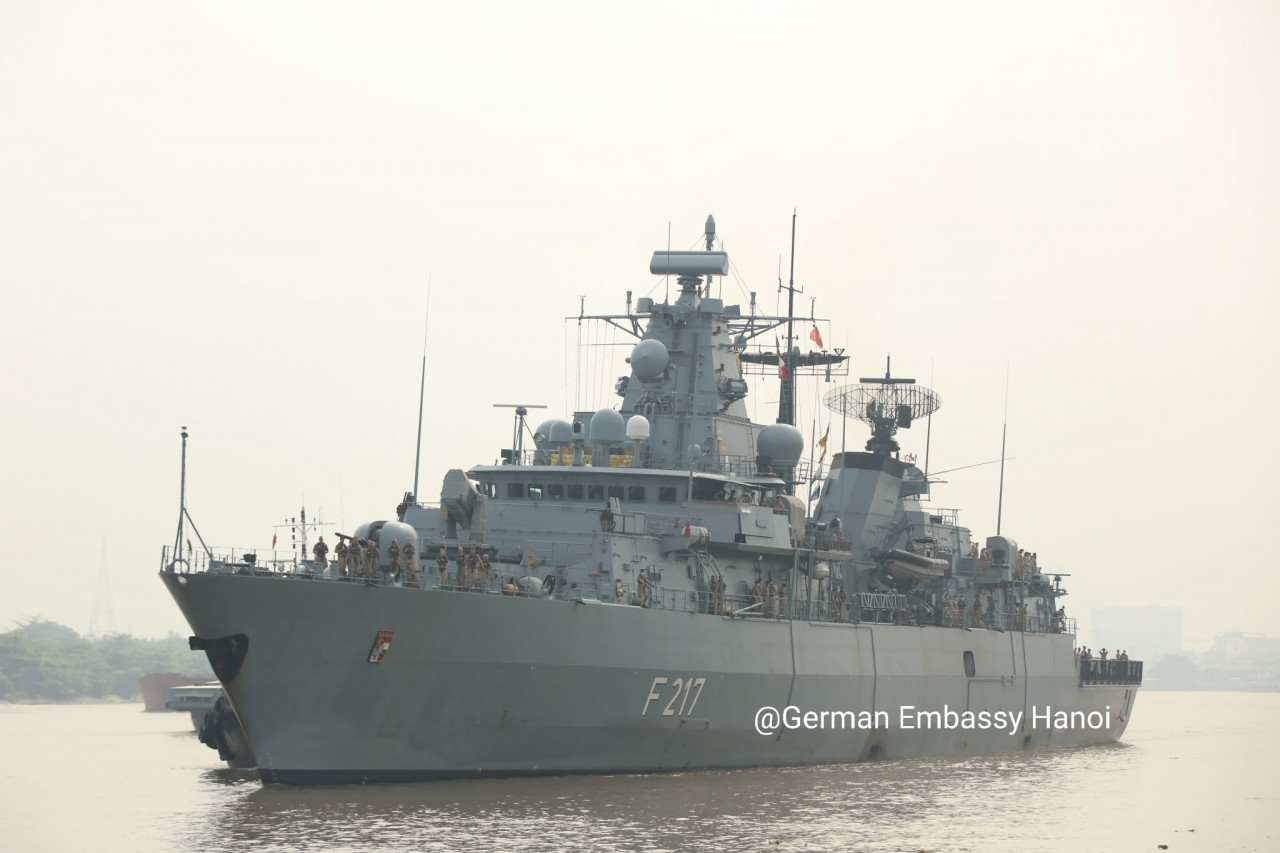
<box><xmin>1</xmin><ymin>1</ymin><xmax>1276</xmax><ymax>647</ymax></box>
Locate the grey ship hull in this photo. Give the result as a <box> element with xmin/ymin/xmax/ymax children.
<box><xmin>163</xmin><ymin>573</ymin><xmax>1136</xmax><ymax>784</ymax></box>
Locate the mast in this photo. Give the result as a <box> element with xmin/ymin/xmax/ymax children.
<box><xmin>778</xmin><ymin>210</ymin><xmax>799</xmax><ymax>426</ymax></box>
<box><xmin>169</xmin><ymin>426</ymin><xmax>212</xmax><ymax>567</ymax></box>
<box><xmin>412</xmin><ymin>283</ymin><xmax>431</xmax><ymax>500</ymax></box>
<box><xmin>996</xmin><ymin>422</ymin><xmax>1007</xmax><ymax>535</ymax></box>
<box><xmin>996</xmin><ymin>369</ymin><xmax>1010</xmax><ymax>535</ymax></box>
<box><xmin>170</xmin><ymin>426</ymin><xmax>188</xmax><ymax>564</ymax></box>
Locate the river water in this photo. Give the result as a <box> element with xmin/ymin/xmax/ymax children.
<box><xmin>0</xmin><ymin>691</ymin><xmax>1274</xmax><ymax>852</ymax></box>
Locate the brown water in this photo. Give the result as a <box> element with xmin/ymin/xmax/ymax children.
<box><xmin>0</xmin><ymin>692</ymin><xmax>1274</xmax><ymax>852</ymax></box>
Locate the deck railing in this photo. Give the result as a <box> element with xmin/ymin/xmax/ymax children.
<box><xmin>160</xmin><ymin>545</ymin><xmax>1077</xmax><ymax>638</ymax></box>
<box><xmin>1079</xmin><ymin>658</ymin><xmax>1143</xmax><ymax>685</ymax></box>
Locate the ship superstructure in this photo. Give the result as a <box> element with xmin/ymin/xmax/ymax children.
<box><xmin>160</xmin><ymin>216</ymin><xmax>1141</xmax><ymax>784</ymax></box>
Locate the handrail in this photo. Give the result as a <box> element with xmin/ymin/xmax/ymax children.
<box><xmin>160</xmin><ymin>545</ymin><xmax>1079</xmax><ymax>638</ymax></box>
<box><xmin>1078</xmin><ymin>658</ymin><xmax>1143</xmax><ymax>685</ymax></box>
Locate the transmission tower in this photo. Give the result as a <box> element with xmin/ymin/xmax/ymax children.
<box><xmin>90</xmin><ymin>536</ymin><xmax>116</xmax><ymax>637</ymax></box>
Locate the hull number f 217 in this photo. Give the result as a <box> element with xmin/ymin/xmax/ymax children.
<box><xmin>642</xmin><ymin>676</ymin><xmax>707</xmax><ymax>717</ymax></box>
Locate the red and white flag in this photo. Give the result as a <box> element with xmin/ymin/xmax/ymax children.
<box><xmin>809</xmin><ymin>325</ymin><xmax>824</xmax><ymax>349</ymax></box>
<box><xmin>775</xmin><ymin>335</ymin><xmax>790</xmax><ymax>382</ymax></box>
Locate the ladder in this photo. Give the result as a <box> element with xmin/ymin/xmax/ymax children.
<box><xmin>691</xmin><ymin>550</ymin><xmax>724</xmax><ymax>587</ymax></box>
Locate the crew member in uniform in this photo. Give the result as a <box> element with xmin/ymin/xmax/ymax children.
<box><xmin>348</xmin><ymin>538</ymin><xmax>363</xmax><ymax>580</ymax></box>
<box><xmin>366</xmin><ymin>539</ymin><xmax>379</xmax><ymax>582</ymax></box>
<box><xmin>479</xmin><ymin>551</ymin><xmax>491</xmax><ymax>587</ymax></box>
<box><xmin>313</xmin><ymin>536</ymin><xmax>329</xmax><ymax>569</ymax></box>
<box><xmin>403</xmin><ymin>538</ymin><xmax>416</xmax><ymax>585</ymax></box>
<box><xmin>457</xmin><ymin>547</ymin><xmax>471</xmax><ymax>588</ymax></box>
<box><xmin>388</xmin><ymin>539</ymin><xmax>401</xmax><ymax>581</ymax></box>
<box><xmin>335</xmin><ymin>538</ymin><xmax>349</xmax><ymax>577</ymax></box>
<box><xmin>436</xmin><ymin>547</ymin><xmax>450</xmax><ymax>587</ymax></box>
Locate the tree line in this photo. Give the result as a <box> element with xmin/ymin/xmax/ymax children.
<box><xmin>0</xmin><ymin>618</ymin><xmax>211</xmax><ymax>701</ymax></box>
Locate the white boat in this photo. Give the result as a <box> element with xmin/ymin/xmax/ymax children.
<box><xmin>164</xmin><ymin>682</ymin><xmax>222</xmax><ymax>730</ymax></box>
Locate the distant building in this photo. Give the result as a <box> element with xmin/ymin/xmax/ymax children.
<box><xmin>1201</xmin><ymin>632</ymin><xmax>1280</xmax><ymax>689</ymax></box>
<box><xmin>1089</xmin><ymin>606</ymin><xmax>1182</xmax><ymax>661</ymax></box>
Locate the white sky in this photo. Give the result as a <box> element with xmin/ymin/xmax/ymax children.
<box><xmin>1</xmin><ymin>1</ymin><xmax>1276</xmax><ymax>647</ymax></box>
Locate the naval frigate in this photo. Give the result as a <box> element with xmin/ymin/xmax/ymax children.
<box><xmin>161</xmin><ymin>215</ymin><xmax>1142</xmax><ymax>784</ymax></box>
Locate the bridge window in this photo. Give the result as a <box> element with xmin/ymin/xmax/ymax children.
<box><xmin>608</xmin><ymin>485</ymin><xmax>624</xmax><ymax>500</ymax></box>
<box><xmin>692</xmin><ymin>480</ymin><xmax>723</xmax><ymax>501</ymax></box>
<box><xmin>567</xmin><ymin>484</ymin><xmax>585</xmax><ymax>500</ymax></box>
<box><xmin>528</xmin><ymin>484</ymin><xmax>544</xmax><ymax>500</ymax></box>
<box><xmin>658</xmin><ymin>486</ymin><xmax>678</xmax><ymax>502</ymax></box>
<box><xmin>548</xmin><ymin>483</ymin><xmax>564</xmax><ymax>499</ymax></box>
<box><xmin>628</xmin><ymin>485</ymin><xmax>645</xmax><ymax>501</ymax></box>
<box><xmin>482</xmin><ymin>482</ymin><xmax>497</xmax><ymax>498</ymax></box>
<box><xmin>963</xmin><ymin>651</ymin><xmax>976</xmax><ymax>678</ymax></box>
<box><xmin>588</xmin><ymin>485</ymin><xmax>604</xmax><ymax>500</ymax></box>
<box><xmin>507</xmin><ymin>483</ymin><xmax>524</xmax><ymax>499</ymax></box>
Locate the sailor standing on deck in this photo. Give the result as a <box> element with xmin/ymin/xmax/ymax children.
<box><xmin>388</xmin><ymin>539</ymin><xmax>401</xmax><ymax>581</ymax></box>
<box><xmin>335</xmin><ymin>538</ymin><xmax>349</xmax><ymax>578</ymax></box>
<box><xmin>348</xmin><ymin>539</ymin><xmax>363</xmax><ymax>580</ymax></box>
<box><xmin>365</xmin><ymin>539</ymin><xmax>379</xmax><ymax>582</ymax></box>
<box><xmin>403</xmin><ymin>538</ymin><xmax>416</xmax><ymax>585</ymax></box>
<box><xmin>479</xmin><ymin>551</ymin><xmax>491</xmax><ymax>587</ymax></box>
<box><xmin>463</xmin><ymin>548</ymin><xmax>478</xmax><ymax>589</ymax></box>
<box><xmin>313</xmin><ymin>536</ymin><xmax>329</xmax><ymax>569</ymax></box>
<box><xmin>436</xmin><ymin>548</ymin><xmax>450</xmax><ymax>587</ymax></box>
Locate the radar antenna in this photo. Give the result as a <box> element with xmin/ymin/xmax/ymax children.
<box><xmin>493</xmin><ymin>403</ymin><xmax>548</xmax><ymax>465</ymax></box>
<box><xmin>823</xmin><ymin>357</ymin><xmax>940</xmax><ymax>457</ymax></box>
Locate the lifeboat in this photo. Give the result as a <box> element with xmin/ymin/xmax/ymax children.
<box><xmin>883</xmin><ymin>548</ymin><xmax>948</xmax><ymax>582</ymax></box>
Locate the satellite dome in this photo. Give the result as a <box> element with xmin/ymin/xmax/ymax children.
<box><xmin>758</xmin><ymin>424</ymin><xmax>804</xmax><ymax>465</ymax></box>
<box><xmin>630</xmin><ymin>339</ymin><xmax>669</xmax><ymax>381</ymax></box>
<box><xmin>625</xmin><ymin>415</ymin><xmax>650</xmax><ymax>440</ymax></box>
<box><xmin>548</xmin><ymin>419</ymin><xmax>573</xmax><ymax>443</ymax></box>
<box><xmin>534</xmin><ymin>419</ymin><xmax>558</xmax><ymax>447</ymax></box>
<box><xmin>590</xmin><ymin>408</ymin><xmax>626</xmax><ymax>443</ymax></box>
